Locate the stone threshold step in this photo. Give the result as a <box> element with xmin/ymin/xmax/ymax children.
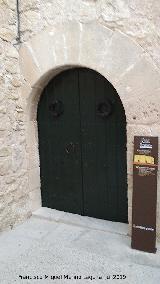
<box><xmin>32</xmin><ymin>207</ymin><xmax>128</xmax><ymax>236</ymax></box>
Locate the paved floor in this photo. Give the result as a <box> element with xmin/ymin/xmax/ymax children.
<box><xmin>0</xmin><ymin>208</ymin><xmax>160</xmax><ymax>284</ymax></box>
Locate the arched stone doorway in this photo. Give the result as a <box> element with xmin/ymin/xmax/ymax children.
<box><xmin>37</xmin><ymin>67</ymin><xmax>128</xmax><ymax>223</ymax></box>
<box><xmin>19</xmin><ymin>21</ymin><xmax>160</xmax><ymax>237</ymax></box>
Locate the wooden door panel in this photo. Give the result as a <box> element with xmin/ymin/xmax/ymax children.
<box><xmin>38</xmin><ymin>69</ymin><xmax>83</xmax><ymax>214</ymax></box>
<box><xmin>78</xmin><ymin>68</ymin><xmax>127</xmax><ymax>222</ymax></box>
<box><xmin>78</xmin><ymin>69</ymin><xmax>108</xmax><ymax>219</ymax></box>
<box><xmin>38</xmin><ymin>68</ymin><xmax>128</xmax><ymax>223</ymax></box>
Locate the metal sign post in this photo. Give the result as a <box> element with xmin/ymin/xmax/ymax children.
<box><xmin>131</xmin><ymin>136</ymin><xmax>158</xmax><ymax>253</ymax></box>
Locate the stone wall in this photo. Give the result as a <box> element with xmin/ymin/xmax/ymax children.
<box><xmin>0</xmin><ymin>0</ymin><xmax>31</xmax><ymax>230</ymax></box>
<box><xmin>19</xmin><ymin>0</ymin><xmax>160</xmax><ymax>70</ymax></box>
<box><xmin>0</xmin><ymin>0</ymin><xmax>160</xmax><ymax>241</ymax></box>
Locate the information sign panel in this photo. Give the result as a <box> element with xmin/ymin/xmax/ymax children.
<box><xmin>131</xmin><ymin>136</ymin><xmax>158</xmax><ymax>253</ymax></box>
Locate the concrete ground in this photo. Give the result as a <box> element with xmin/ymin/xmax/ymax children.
<box><xmin>0</xmin><ymin>208</ymin><xmax>160</xmax><ymax>284</ymax></box>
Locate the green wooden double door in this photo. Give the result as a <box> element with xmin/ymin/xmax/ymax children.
<box><xmin>37</xmin><ymin>68</ymin><xmax>128</xmax><ymax>223</ymax></box>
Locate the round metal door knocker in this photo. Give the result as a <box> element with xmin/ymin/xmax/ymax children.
<box><xmin>49</xmin><ymin>100</ymin><xmax>64</xmax><ymax>117</ymax></box>
<box><xmin>96</xmin><ymin>101</ymin><xmax>112</xmax><ymax>118</ymax></box>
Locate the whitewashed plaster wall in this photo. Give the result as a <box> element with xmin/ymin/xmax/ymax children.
<box><xmin>0</xmin><ymin>0</ymin><xmax>160</xmax><ymax>241</ymax></box>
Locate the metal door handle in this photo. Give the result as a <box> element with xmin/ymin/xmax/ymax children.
<box><xmin>65</xmin><ymin>142</ymin><xmax>79</xmax><ymax>154</ymax></box>
<box><xmin>65</xmin><ymin>142</ymin><xmax>75</xmax><ymax>154</ymax></box>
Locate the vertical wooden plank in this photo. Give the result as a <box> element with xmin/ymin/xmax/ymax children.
<box><xmin>78</xmin><ymin>68</ymin><xmax>101</xmax><ymax>218</ymax></box>
<box><xmin>37</xmin><ymin>69</ymin><xmax>83</xmax><ymax>214</ymax></box>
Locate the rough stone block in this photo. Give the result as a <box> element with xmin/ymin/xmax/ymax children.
<box><xmin>123</xmin><ymin>92</ymin><xmax>160</xmax><ymax>125</ymax></box>
<box><xmin>29</xmin><ymin>27</ymin><xmax>58</xmax><ymax>74</ymax></box>
<box><xmin>0</xmin><ymin>147</ymin><xmax>11</xmax><ymax>157</ymax></box>
<box><xmin>28</xmin><ymin>167</ymin><xmax>40</xmax><ymax>192</ymax></box>
<box><xmin>102</xmin><ymin>30</ymin><xmax>143</xmax><ymax>84</ymax></box>
<box><xmin>29</xmin><ymin>188</ymin><xmax>42</xmax><ymax>212</ymax></box>
<box><xmin>19</xmin><ymin>43</ymin><xmax>42</xmax><ymax>87</ymax></box>
<box><xmin>117</xmin><ymin>56</ymin><xmax>160</xmax><ymax>102</ymax></box>
<box><xmin>0</xmin><ymin>158</ymin><xmax>11</xmax><ymax>176</ymax></box>
<box><xmin>78</xmin><ymin>22</ymin><xmax>113</xmax><ymax>68</ymax></box>
<box><xmin>0</xmin><ymin>27</ymin><xmax>16</xmax><ymax>42</ymax></box>
<box><xmin>28</xmin><ymin>145</ymin><xmax>40</xmax><ymax>170</ymax></box>
<box><xmin>26</xmin><ymin>120</ymin><xmax>38</xmax><ymax>150</ymax></box>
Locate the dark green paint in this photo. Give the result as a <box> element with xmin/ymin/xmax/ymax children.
<box><xmin>37</xmin><ymin>68</ymin><xmax>128</xmax><ymax>223</ymax></box>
